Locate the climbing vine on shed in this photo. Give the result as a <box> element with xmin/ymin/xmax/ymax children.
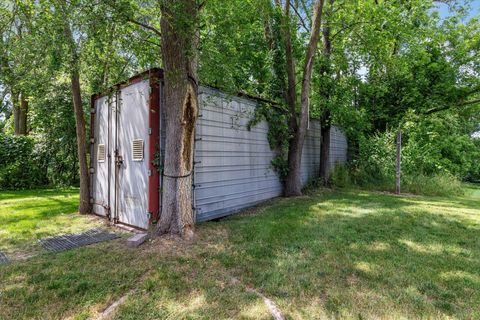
<box><xmin>248</xmin><ymin>101</ymin><xmax>291</xmax><ymax>180</ymax></box>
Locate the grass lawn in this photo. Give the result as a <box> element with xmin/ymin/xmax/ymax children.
<box><xmin>0</xmin><ymin>185</ymin><xmax>479</xmax><ymax>319</ymax></box>
<box><xmin>0</xmin><ymin>188</ymin><xmax>103</xmax><ymax>255</ymax></box>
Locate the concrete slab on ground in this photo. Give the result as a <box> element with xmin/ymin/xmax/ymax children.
<box><xmin>126</xmin><ymin>233</ymin><xmax>148</xmax><ymax>248</ymax></box>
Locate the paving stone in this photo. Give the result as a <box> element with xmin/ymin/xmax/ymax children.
<box><xmin>126</xmin><ymin>233</ymin><xmax>148</xmax><ymax>248</ymax></box>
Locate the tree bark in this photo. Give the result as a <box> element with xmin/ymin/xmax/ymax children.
<box><xmin>282</xmin><ymin>0</ymin><xmax>300</xmax><ymax>196</ymax></box>
<box><xmin>319</xmin><ymin>0</ymin><xmax>333</xmax><ymax>184</ymax></box>
<box><xmin>12</xmin><ymin>92</ymin><xmax>28</xmax><ymax>135</ymax></box>
<box><xmin>156</xmin><ymin>0</ymin><xmax>199</xmax><ymax>239</ymax></box>
<box><xmin>65</xmin><ymin>23</ymin><xmax>91</xmax><ymax>215</ymax></box>
<box><xmin>12</xmin><ymin>92</ymin><xmax>20</xmax><ymax>134</ymax></box>
<box><xmin>18</xmin><ymin>93</ymin><xmax>28</xmax><ymax>134</ymax></box>
<box><xmin>284</xmin><ymin>0</ymin><xmax>324</xmax><ymax>196</ymax></box>
<box><xmin>319</xmin><ymin>115</ymin><xmax>330</xmax><ymax>183</ymax></box>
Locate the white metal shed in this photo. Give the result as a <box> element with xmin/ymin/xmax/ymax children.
<box><xmin>90</xmin><ymin>69</ymin><xmax>347</xmax><ymax>230</ymax></box>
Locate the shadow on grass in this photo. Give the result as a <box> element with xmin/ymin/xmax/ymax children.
<box><xmin>0</xmin><ymin>188</ymin><xmax>478</xmax><ymax>319</ymax></box>
<box><xmin>0</xmin><ymin>188</ymin><xmax>93</xmax><ymax>250</ymax></box>
<box><xmin>212</xmin><ymin>190</ymin><xmax>480</xmax><ymax>318</ymax></box>
<box><xmin>0</xmin><ymin>241</ymin><xmax>273</xmax><ymax>319</ymax></box>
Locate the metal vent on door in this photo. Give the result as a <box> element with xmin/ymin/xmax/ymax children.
<box><xmin>132</xmin><ymin>139</ymin><xmax>144</xmax><ymax>161</ymax></box>
<box><xmin>97</xmin><ymin>144</ymin><xmax>106</xmax><ymax>162</ymax></box>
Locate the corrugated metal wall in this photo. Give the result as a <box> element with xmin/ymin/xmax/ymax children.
<box><xmin>328</xmin><ymin>125</ymin><xmax>348</xmax><ymax>174</ymax></box>
<box><xmin>193</xmin><ymin>87</ymin><xmax>282</xmax><ymax>221</ymax></box>
<box><xmin>193</xmin><ymin>87</ymin><xmax>323</xmax><ymax>221</ymax></box>
<box><xmin>301</xmin><ymin>121</ymin><xmax>321</xmax><ymax>185</ymax></box>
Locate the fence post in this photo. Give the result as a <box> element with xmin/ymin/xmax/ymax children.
<box><xmin>396</xmin><ymin>130</ymin><xmax>402</xmax><ymax>195</ymax></box>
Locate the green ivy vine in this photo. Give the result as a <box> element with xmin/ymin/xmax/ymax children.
<box><xmin>248</xmin><ymin>101</ymin><xmax>291</xmax><ymax>181</ymax></box>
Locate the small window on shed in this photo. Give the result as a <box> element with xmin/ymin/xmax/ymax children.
<box><xmin>132</xmin><ymin>139</ymin><xmax>144</xmax><ymax>161</ymax></box>
<box><xmin>97</xmin><ymin>144</ymin><xmax>106</xmax><ymax>163</ymax></box>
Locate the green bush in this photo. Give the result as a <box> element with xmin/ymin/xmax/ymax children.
<box><xmin>402</xmin><ymin>173</ymin><xmax>463</xmax><ymax>196</ymax></box>
<box><xmin>349</xmin><ymin>131</ymin><xmax>396</xmax><ymax>188</ymax></box>
<box><xmin>0</xmin><ymin>133</ymin><xmax>48</xmax><ymax>189</ymax></box>
<box><xmin>401</xmin><ymin>113</ymin><xmax>480</xmax><ymax>180</ymax></box>
<box><xmin>329</xmin><ymin>163</ymin><xmax>351</xmax><ymax>188</ymax></box>
<box><xmin>0</xmin><ymin>132</ymin><xmax>79</xmax><ymax>189</ymax></box>
<box><xmin>345</xmin><ymin>128</ymin><xmax>468</xmax><ymax>197</ymax></box>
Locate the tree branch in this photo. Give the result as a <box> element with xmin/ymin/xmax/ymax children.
<box><xmin>127</xmin><ymin>17</ymin><xmax>162</xmax><ymax>37</ymax></box>
<box><xmin>331</xmin><ymin>20</ymin><xmax>371</xmax><ymax>42</ymax></box>
<box><xmin>289</xmin><ymin>0</ymin><xmax>310</xmax><ymax>33</ymax></box>
<box><xmin>299</xmin><ymin>0</ymin><xmax>312</xmax><ymax>26</ymax></box>
<box><xmin>424</xmin><ymin>99</ymin><xmax>480</xmax><ymax>115</ymax></box>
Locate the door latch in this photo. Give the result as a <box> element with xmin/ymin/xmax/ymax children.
<box><xmin>115</xmin><ymin>155</ymin><xmax>123</xmax><ymax>167</ymax></box>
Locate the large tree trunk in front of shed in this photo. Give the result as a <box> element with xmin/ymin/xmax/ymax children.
<box><xmin>157</xmin><ymin>0</ymin><xmax>198</xmax><ymax>239</ymax></box>
<box><xmin>65</xmin><ymin>23</ymin><xmax>90</xmax><ymax>215</ymax></box>
<box><xmin>284</xmin><ymin>0</ymin><xmax>324</xmax><ymax>197</ymax></box>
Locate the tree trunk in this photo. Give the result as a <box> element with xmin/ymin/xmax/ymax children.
<box><xmin>12</xmin><ymin>92</ymin><xmax>20</xmax><ymax>134</ymax></box>
<box><xmin>284</xmin><ymin>0</ymin><xmax>324</xmax><ymax>196</ymax></box>
<box><xmin>65</xmin><ymin>23</ymin><xmax>91</xmax><ymax>215</ymax></box>
<box><xmin>319</xmin><ymin>119</ymin><xmax>330</xmax><ymax>183</ymax></box>
<box><xmin>157</xmin><ymin>0</ymin><xmax>198</xmax><ymax>239</ymax></box>
<box><xmin>17</xmin><ymin>93</ymin><xmax>28</xmax><ymax>135</ymax></box>
<box><xmin>282</xmin><ymin>0</ymin><xmax>300</xmax><ymax>196</ymax></box>
<box><xmin>12</xmin><ymin>92</ymin><xmax>28</xmax><ymax>135</ymax></box>
<box><xmin>319</xmin><ymin>0</ymin><xmax>333</xmax><ymax>185</ymax></box>
<box><xmin>70</xmin><ymin>70</ymin><xmax>90</xmax><ymax>214</ymax></box>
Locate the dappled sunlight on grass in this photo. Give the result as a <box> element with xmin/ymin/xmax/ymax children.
<box><xmin>111</xmin><ymin>250</ymin><xmax>273</xmax><ymax>319</ymax></box>
<box><xmin>398</xmin><ymin>239</ymin><xmax>472</xmax><ymax>257</ymax></box>
<box><xmin>213</xmin><ymin>186</ymin><xmax>480</xmax><ymax>318</ymax></box>
<box><xmin>440</xmin><ymin>270</ymin><xmax>480</xmax><ymax>285</ymax></box>
<box><xmin>238</xmin><ymin>300</ymin><xmax>272</xmax><ymax>319</ymax></box>
<box><xmin>0</xmin><ymin>241</ymin><xmax>155</xmax><ymax>319</ymax></box>
<box><xmin>354</xmin><ymin>261</ymin><xmax>380</xmax><ymax>275</ymax></box>
<box><xmin>350</xmin><ymin>241</ymin><xmax>391</xmax><ymax>252</ymax></box>
<box><xmin>0</xmin><ymin>186</ymin><xmax>479</xmax><ymax>319</ymax></box>
<box><xmin>0</xmin><ymin>188</ymin><xmax>103</xmax><ymax>252</ymax></box>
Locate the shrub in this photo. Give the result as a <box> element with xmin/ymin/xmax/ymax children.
<box><xmin>346</xmin><ymin>128</ymin><xmax>468</xmax><ymax>197</ymax></box>
<box><xmin>402</xmin><ymin>173</ymin><xmax>464</xmax><ymax>196</ymax></box>
<box><xmin>329</xmin><ymin>163</ymin><xmax>351</xmax><ymax>188</ymax></box>
<box><xmin>0</xmin><ymin>133</ymin><xmax>48</xmax><ymax>189</ymax></box>
<box><xmin>349</xmin><ymin>130</ymin><xmax>396</xmax><ymax>188</ymax></box>
<box><xmin>0</xmin><ymin>130</ymin><xmax>79</xmax><ymax>190</ymax></box>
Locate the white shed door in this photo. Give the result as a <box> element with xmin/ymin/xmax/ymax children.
<box><xmin>115</xmin><ymin>81</ymin><xmax>150</xmax><ymax>229</ymax></box>
<box><xmin>92</xmin><ymin>81</ymin><xmax>150</xmax><ymax>230</ymax></box>
<box><xmin>92</xmin><ymin>95</ymin><xmax>113</xmax><ymax>218</ymax></box>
